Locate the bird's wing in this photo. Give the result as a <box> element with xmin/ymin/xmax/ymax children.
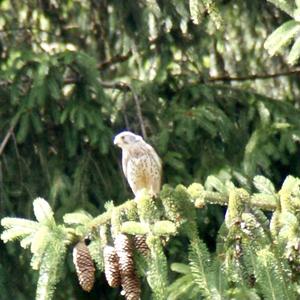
<box><xmin>122</xmin><ymin>149</ymin><xmax>129</xmax><ymax>179</ymax></box>
<box><xmin>123</xmin><ymin>141</ymin><xmax>162</xmax><ymax>196</ymax></box>
<box><xmin>141</xmin><ymin>142</ymin><xmax>162</xmax><ymax>195</ymax></box>
<box><xmin>144</xmin><ymin>143</ymin><xmax>162</xmax><ymax>171</ymax></box>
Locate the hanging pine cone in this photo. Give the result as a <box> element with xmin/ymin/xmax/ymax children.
<box><xmin>133</xmin><ymin>235</ymin><xmax>149</xmax><ymax>257</ymax></box>
<box><xmin>73</xmin><ymin>241</ymin><xmax>95</xmax><ymax>292</ymax></box>
<box><xmin>114</xmin><ymin>233</ymin><xmax>135</xmax><ymax>275</ymax></box>
<box><xmin>114</xmin><ymin>234</ymin><xmax>141</xmax><ymax>300</ymax></box>
<box><xmin>103</xmin><ymin>245</ymin><xmax>121</xmax><ymax>287</ymax></box>
<box><xmin>115</xmin><ymin>233</ymin><xmax>133</xmax><ymax>253</ymax></box>
<box><xmin>121</xmin><ymin>272</ymin><xmax>141</xmax><ymax>300</ymax></box>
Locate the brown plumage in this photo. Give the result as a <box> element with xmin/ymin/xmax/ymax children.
<box><xmin>114</xmin><ymin>131</ymin><xmax>162</xmax><ymax>197</ymax></box>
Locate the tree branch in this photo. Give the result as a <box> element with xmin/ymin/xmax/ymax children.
<box><xmin>65</xmin><ymin>77</ymin><xmax>147</xmax><ymax>138</ymax></box>
<box><xmin>95</xmin><ymin>68</ymin><xmax>300</xmax><ymax>91</ymax></box>
<box><xmin>208</xmin><ymin>68</ymin><xmax>300</xmax><ymax>82</ymax></box>
<box><xmin>3</xmin><ymin>63</ymin><xmax>300</xmax><ymax>91</ymax></box>
<box><xmin>96</xmin><ymin>79</ymin><xmax>147</xmax><ymax>138</ymax></box>
<box><xmin>97</xmin><ymin>51</ymin><xmax>132</xmax><ymax>71</ymax></box>
<box><xmin>131</xmin><ymin>91</ymin><xmax>147</xmax><ymax>139</ymax></box>
<box><xmin>0</xmin><ymin>123</ymin><xmax>16</xmax><ymax>156</ymax></box>
<box><xmin>88</xmin><ymin>184</ymin><xmax>279</xmax><ymax>230</ymax></box>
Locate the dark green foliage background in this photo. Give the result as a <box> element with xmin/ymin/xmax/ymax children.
<box><xmin>1</xmin><ymin>0</ymin><xmax>300</xmax><ymax>299</ymax></box>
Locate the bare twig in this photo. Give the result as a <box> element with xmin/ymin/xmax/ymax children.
<box><xmin>97</xmin><ymin>78</ymin><xmax>147</xmax><ymax>138</ymax></box>
<box><xmin>97</xmin><ymin>51</ymin><xmax>132</xmax><ymax>71</ymax></box>
<box><xmin>65</xmin><ymin>68</ymin><xmax>300</xmax><ymax>91</ymax></box>
<box><xmin>3</xmin><ymin>65</ymin><xmax>300</xmax><ymax>91</ymax></box>
<box><xmin>65</xmin><ymin>76</ymin><xmax>147</xmax><ymax>138</ymax></box>
<box><xmin>0</xmin><ymin>124</ymin><xmax>16</xmax><ymax>156</ymax></box>
<box><xmin>12</xmin><ymin>131</ymin><xmax>24</xmax><ymax>185</ymax></box>
<box><xmin>208</xmin><ymin>68</ymin><xmax>300</xmax><ymax>82</ymax></box>
<box><xmin>131</xmin><ymin>91</ymin><xmax>147</xmax><ymax>139</ymax></box>
<box><xmin>123</xmin><ymin>111</ymin><xmax>131</xmax><ymax>131</ymax></box>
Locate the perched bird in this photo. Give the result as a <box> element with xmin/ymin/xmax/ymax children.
<box><xmin>114</xmin><ymin>131</ymin><xmax>162</xmax><ymax>197</ymax></box>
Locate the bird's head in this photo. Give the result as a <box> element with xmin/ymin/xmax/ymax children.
<box><xmin>113</xmin><ymin>131</ymin><xmax>143</xmax><ymax>149</ymax></box>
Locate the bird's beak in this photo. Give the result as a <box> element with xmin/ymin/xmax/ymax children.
<box><xmin>113</xmin><ymin>136</ymin><xmax>120</xmax><ymax>146</ymax></box>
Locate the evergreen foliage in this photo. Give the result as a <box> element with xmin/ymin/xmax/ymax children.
<box><xmin>265</xmin><ymin>0</ymin><xmax>300</xmax><ymax>65</ymax></box>
<box><xmin>1</xmin><ymin>0</ymin><xmax>300</xmax><ymax>299</ymax></box>
<box><xmin>3</xmin><ymin>176</ymin><xmax>300</xmax><ymax>299</ymax></box>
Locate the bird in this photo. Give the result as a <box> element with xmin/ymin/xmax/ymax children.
<box><xmin>114</xmin><ymin>131</ymin><xmax>162</xmax><ymax>197</ymax></box>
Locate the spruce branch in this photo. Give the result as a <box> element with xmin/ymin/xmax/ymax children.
<box><xmin>146</xmin><ymin>234</ymin><xmax>169</xmax><ymax>300</ymax></box>
<box><xmin>225</xmin><ymin>188</ymin><xmax>249</xmax><ymax>228</ymax></box>
<box><xmin>254</xmin><ymin>247</ymin><xmax>295</xmax><ymax>300</ymax></box>
<box><xmin>167</xmin><ymin>272</ymin><xmax>195</xmax><ymax>300</ymax></box>
<box><xmin>134</xmin><ymin>191</ymin><xmax>168</xmax><ymax>299</ymax></box>
<box><xmin>2</xmin><ymin>176</ymin><xmax>300</xmax><ymax>299</ymax></box>
<box><xmin>207</xmin><ymin>68</ymin><xmax>300</xmax><ymax>82</ymax></box>
<box><xmin>70</xmin><ymin>68</ymin><xmax>300</xmax><ymax>91</ymax></box>
<box><xmin>35</xmin><ymin>232</ymin><xmax>68</xmax><ymax>300</ymax></box>
<box><xmin>85</xmin><ymin>183</ymin><xmax>280</xmax><ymax>232</ymax></box>
<box><xmin>189</xmin><ymin>237</ymin><xmax>221</xmax><ymax>300</ymax></box>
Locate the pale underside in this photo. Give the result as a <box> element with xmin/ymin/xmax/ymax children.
<box><xmin>122</xmin><ymin>141</ymin><xmax>162</xmax><ymax>196</ymax></box>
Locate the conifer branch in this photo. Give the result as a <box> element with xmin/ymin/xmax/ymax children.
<box><xmin>135</xmin><ymin>193</ymin><xmax>168</xmax><ymax>299</ymax></box>
<box><xmin>208</xmin><ymin>68</ymin><xmax>300</xmax><ymax>82</ymax></box>
<box><xmin>2</xmin><ymin>175</ymin><xmax>300</xmax><ymax>299</ymax></box>
<box><xmin>97</xmin><ymin>51</ymin><xmax>132</xmax><ymax>70</ymax></box>
<box><xmin>64</xmin><ymin>67</ymin><xmax>300</xmax><ymax>92</ymax></box>
<box><xmin>96</xmin><ymin>67</ymin><xmax>300</xmax><ymax>91</ymax></box>
<box><xmin>4</xmin><ymin>66</ymin><xmax>300</xmax><ymax>94</ymax></box>
<box><xmin>99</xmin><ymin>69</ymin><xmax>300</xmax><ymax>94</ymax></box>
<box><xmin>87</xmin><ymin>184</ymin><xmax>279</xmax><ymax>231</ymax></box>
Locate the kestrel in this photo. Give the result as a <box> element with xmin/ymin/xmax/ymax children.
<box><xmin>114</xmin><ymin>131</ymin><xmax>162</xmax><ymax>197</ymax></box>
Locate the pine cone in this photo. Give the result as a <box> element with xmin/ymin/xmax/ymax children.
<box><xmin>103</xmin><ymin>246</ymin><xmax>121</xmax><ymax>287</ymax></box>
<box><xmin>133</xmin><ymin>235</ymin><xmax>149</xmax><ymax>256</ymax></box>
<box><xmin>115</xmin><ymin>233</ymin><xmax>133</xmax><ymax>253</ymax></box>
<box><xmin>121</xmin><ymin>273</ymin><xmax>141</xmax><ymax>300</ymax></box>
<box><xmin>73</xmin><ymin>241</ymin><xmax>95</xmax><ymax>292</ymax></box>
<box><xmin>114</xmin><ymin>234</ymin><xmax>135</xmax><ymax>275</ymax></box>
<box><xmin>114</xmin><ymin>234</ymin><xmax>141</xmax><ymax>300</ymax></box>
